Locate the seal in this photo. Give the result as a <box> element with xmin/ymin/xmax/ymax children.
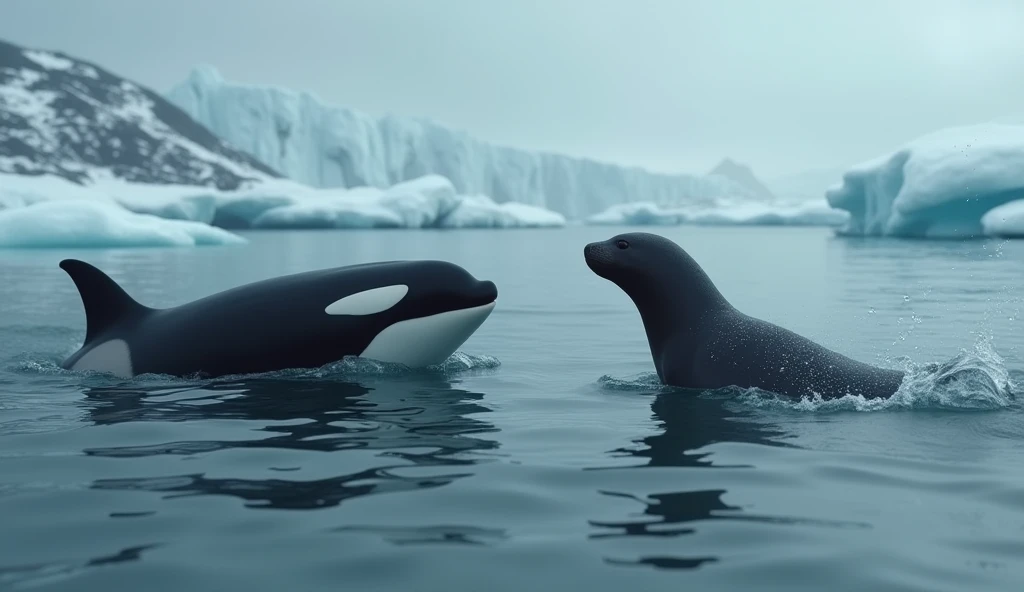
<box><xmin>584</xmin><ymin>232</ymin><xmax>905</xmax><ymax>399</ymax></box>
<box><xmin>59</xmin><ymin>258</ymin><xmax>497</xmax><ymax>378</ymax></box>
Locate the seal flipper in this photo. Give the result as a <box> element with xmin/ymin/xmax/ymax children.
<box><xmin>60</xmin><ymin>259</ymin><xmax>151</xmax><ymax>344</ymax></box>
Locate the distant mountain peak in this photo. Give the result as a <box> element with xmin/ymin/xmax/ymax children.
<box><xmin>0</xmin><ymin>38</ymin><xmax>279</xmax><ymax>189</ymax></box>
<box><xmin>707</xmin><ymin>158</ymin><xmax>775</xmax><ymax>201</ymax></box>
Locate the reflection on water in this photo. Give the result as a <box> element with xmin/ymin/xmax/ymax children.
<box><xmin>82</xmin><ymin>375</ymin><xmax>500</xmax><ymax>510</ymax></box>
<box><xmin>0</xmin><ymin>544</ymin><xmax>162</xmax><ymax>588</ymax></box>
<box><xmin>329</xmin><ymin>524</ymin><xmax>509</xmax><ymax>547</ymax></box>
<box><xmin>592</xmin><ymin>391</ymin><xmax>866</xmax><ymax>571</ymax></box>
<box><xmin>3</xmin><ymin>228</ymin><xmax>1024</xmax><ymax>591</ymax></box>
<box><xmin>607</xmin><ymin>390</ymin><xmax>794</xmax><ymax>468</ymax></box>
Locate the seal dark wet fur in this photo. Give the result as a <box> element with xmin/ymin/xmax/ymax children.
<box><xmin>584</xmin><ymin>232</ymin><xmax>905</xmax><ymax>399</ymax></box>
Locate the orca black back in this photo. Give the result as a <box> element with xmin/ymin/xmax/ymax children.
<box><xmin>60</xmin><ymin>259</ymin><xmax>498</xmax><ymax>378</ymax></box>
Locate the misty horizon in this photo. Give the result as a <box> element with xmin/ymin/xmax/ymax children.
<box><xmin>2</xmin><ymin>0</ymin><xmax>1023</xmax><ymax>181</ymax></box>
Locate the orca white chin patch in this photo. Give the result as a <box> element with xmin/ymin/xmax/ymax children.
<box><xmin>70</xmin><ymin>339</ymin><xmax>134</xmax><ymax>378</ymax></box>
<box><xmin>358</xmin><ymin>301</ymin><xmax>496</xmax><ymax>367</ymax></box>
<box><xmin>325</xmin><ymin>285</ymin><xmax>409</xmax><ymax>316</ymax></box>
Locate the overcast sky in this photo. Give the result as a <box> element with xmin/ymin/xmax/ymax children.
<box><xmin>2</xmin><ymin>0</ymin><xmax>1023</xmax><ymax>179</ymax></box>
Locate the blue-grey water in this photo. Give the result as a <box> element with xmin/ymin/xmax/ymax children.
<box><xmin>1</xmin><ymin>226</ymin><xmax>1022</xmax><ymax>592</ymax></box>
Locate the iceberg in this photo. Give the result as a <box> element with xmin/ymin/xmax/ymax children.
<box><xmin>439</xmin><ymin>195</ymin><xmax>566</xmax><ymax>229</ymax></box>
<box><xmin>586</xmin><ymin>202</ymin><xmax>685</xmax><ymax>226</ymax></box>
<box><xmin>247</xmin><ymin>195</ymin><xmax>404</xmax><ymax>229</ymax></box>
<box><xmin>826</xmin><ymin>124</ymin><xmax>1024</xmax><ymax>238</ymax></box>
<box><xmin>166</xmin><ymin>66</ymin><xmax>754</xmax><ymax>219</ymax></box>
<box><xmin>585</xmin><ymin>200</ymin><xmax>849</xmax><ymax>227</ymax></box>
<box><xmin>687</xmin><ymin>201</ymin><xmax>850</xmax><ymax>226</ymax></box>
<box><xmin>0</xmin><ymin>172</ymin><xmax>567</xmax><ymax>236</ymax></box>
<box><xmin>205</xmin><ymin>175</ymin><xmax>565</xmax><ymax>229</ymax></box>
<box><xmin>981</xmin><ymin>200</ymin><xmax>1024</xmax><ymax>238</ymax></box>
<box><xmin>213</xmin><ymin>176</ymin><xmax>456</xmax><ymax>229</ymax></box>
<box><xmin>0</xmin><ymin>199</ymin><xmax>246</xmax><ymax>248</ymax></box>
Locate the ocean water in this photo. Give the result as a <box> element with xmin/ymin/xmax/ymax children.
<box><xmin>1</xmin><ymin>225</ymin><xmax>1022</xmax><ymax>592</ymax></box>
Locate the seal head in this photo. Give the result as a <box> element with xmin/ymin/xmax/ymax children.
<box><xmin>585</xmin><ymin>231</ymin><xmax>732</xmax><ymax>320</ymax></box>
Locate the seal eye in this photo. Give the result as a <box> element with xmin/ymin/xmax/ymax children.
<box><xmin>616</xmin><ymin>240</ymin><xmax>630</xmax><ymax>250</ymax></box>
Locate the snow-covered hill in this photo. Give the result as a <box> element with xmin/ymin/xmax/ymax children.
<box><xmin>0</xmin><ymin>39</ymin><xmax>279</xmax><ymax>190</ymax></box>
<box><xmin>166</xmin><ymin>66</ymin><xmax>756</xmax><ymax>219</ymax></box>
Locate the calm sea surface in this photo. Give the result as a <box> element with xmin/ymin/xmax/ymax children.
<box><xmin>1</xmin><ymin>225</ymin><xmax>1023</xmax><ymax>592</ymax></box>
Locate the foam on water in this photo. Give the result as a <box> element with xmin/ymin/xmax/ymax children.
<box><xmin>5</xmin><ymin>350</ymin><xmax>501</xmax><ymax>386</ymax></box>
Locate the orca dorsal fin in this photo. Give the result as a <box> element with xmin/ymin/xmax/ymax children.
<box><xmin>59</xmin><ymin>259</ymin><xmax>150</xmax><ymax>344</ymax></box>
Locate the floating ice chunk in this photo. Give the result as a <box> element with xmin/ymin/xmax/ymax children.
<box><xmin>687</xmin><ymin>201</ymin><xmax>850</xmax><ymax>226</ymax></box>
<box><xmin>119</xmin><ymin>193</ymin><xmax>219</xmax><ymax>224</ymax></box>
<box><xmin>827</xmin><ymin>124</ymin><xmax>1024</xmax><ymax>238</ymax></box>
<box><xmin>251</xmin><ymin>199</ymin><xmax>403</xmax><ymax>229</ymax></box>
<box><xmin>586</xmin><ymin>202</ymin><xmax>684</xmax><ymax>226</ymax></box>
<box><xmin>378</xmin><ymin>175</ymin><xmax>462</xmax><ymax>227</ymax></box>
<box><xmin>0</xmin><ymin>171</ymin><xmax>567</xmax><ymax>232</ymax></box>
<box><xmin>0</xmin><ymin>200</ymin><xmax>246</xmax><ymax>248</ymax></box>
<box><xmin>0</xmin><ymin>172</ymin><xmax>112</xmax><ymax>209</ymax></box>
<box><xmin>441</xmin><ymin>194</ymin><xmax>567</xmax><ymax>228</ymax></box>
<box><xmin>205</xmin><ymin>175</ymin><xmax>563</xmax><ymax>229</ymax></box>
<box><xmin>585</xmin><ymin>200</ymin><xmax>847</xmax><ymax>227</ymax></box>
<box><xmin>981</xmin><ymin>199</ymin><xmax>1024</xmax><ymax>238</ymax></box>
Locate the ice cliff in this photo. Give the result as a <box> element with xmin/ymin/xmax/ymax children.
<box><xmin>166</xmin><ymin>66</ymin><xmax>755</xmax><ymax>219</ymax></box>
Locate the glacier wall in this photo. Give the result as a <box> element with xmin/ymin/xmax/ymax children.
<box><xmin>826</xmin><ymin>124</ymin><xmax>1024</xmax><ymax>238</ymax></box>
<box><xmin>165</xmin><ymin>66</ymin><xmax>753</xmax><ymax>219</ymax></box>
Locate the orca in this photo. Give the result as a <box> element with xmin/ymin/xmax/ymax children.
<box><xmin>59</xmin><ymin>259</ymin><xmax>498</xmax><ymax>378</ymax></box>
